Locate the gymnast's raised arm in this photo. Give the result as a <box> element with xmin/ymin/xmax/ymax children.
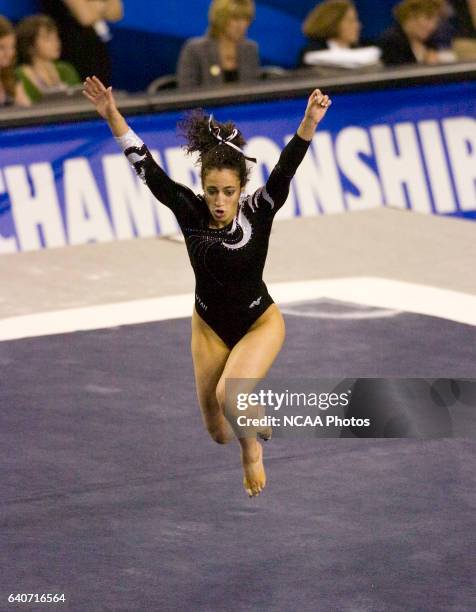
<box><xmin>82</xmin><ymin>76</ymin><xmax>200</xmax><ymax>217</ymax></box>
<box><xmin>263</xmin><ymin>88</ymin><xmax>332</xmax><ymax>214</ymax></box>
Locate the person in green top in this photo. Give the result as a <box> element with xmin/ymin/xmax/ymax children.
<box><xmin>15</xmin><ymin>14</ymin><xmax>80</xmax><ymax>103</ymax></box>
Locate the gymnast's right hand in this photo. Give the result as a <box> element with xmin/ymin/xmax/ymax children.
<box><xmin>82</xmin><ymin>76</ymin><xmax>118</xmax><ymax>120</ymax></box>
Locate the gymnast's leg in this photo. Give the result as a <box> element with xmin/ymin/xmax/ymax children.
<box><xmin>216</xmin><ymin>304</ymin><xmax>286</xmax><ymax>497</ymax></box>
<box><xmin>191</xmin><ymin>309</ymin><xmax>235</xmax><ymax>444</ymax></box>
<box><xmin>191</xmin><ymin>309</ymin><xmax>273</xmax><ymax>444</ymax></box>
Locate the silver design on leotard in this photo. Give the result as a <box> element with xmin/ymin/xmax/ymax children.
<box><xmin>125</xmin><ymin>150</ymin><xmax>146</xmax><ymax>165</ymax></box>
<box><xmin>248</xmin><ymin>186</ymin><xmax>275</xmax><ymax>213</ymax></box>
<box><xmin>252</xmin><ymin>190</ymin><xmax>260</xmax><ymax>212</ymax></box>
<box><xmin>186</xmin><ymin>232</ymin><xmax>225</xmax><ymax>286</ymax></box>
<box><xmin>261</xmin><ymin>185</ymin><xmax>275</xmax><ymax>210</ymax></box>
<box><xmin>222</xmin><ymin>206</ymin><xmax>252</xmax><ymax>250</ymax></box>
<box><xmin>115</xmin><ymin>128</ymin><xmax>144</xmax><ymax>152</ymax></box>
<box><xmin>116</xmin><ymin>128</ymin><xmax>148</xmax><ymax>183</ymax></box>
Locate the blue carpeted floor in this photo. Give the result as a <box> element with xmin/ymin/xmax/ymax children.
<box><xmin>1</xmin><ymin>302</ymin><xmax>475</xmax><ymax>611</ymax></box>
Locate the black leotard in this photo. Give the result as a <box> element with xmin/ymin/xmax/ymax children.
<box><xmin>117</xmin><ymin>128</ymin><xmax>310</xmax><ymax>348</ymax></box>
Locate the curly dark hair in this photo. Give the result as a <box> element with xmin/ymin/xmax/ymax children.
<box><xmin>178</xmin><ymin>109</ymin><xmax>251</xmax><ymax>187</ymax></box>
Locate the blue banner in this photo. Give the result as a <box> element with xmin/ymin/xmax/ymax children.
<box><xmin>1</xmin><ymin>80</ymin><xmax>475</xmax><ymax>253</ymax></box>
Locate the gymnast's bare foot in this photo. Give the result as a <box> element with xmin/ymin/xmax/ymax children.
<box><xmin>241</xmin><ymin>439</ymin><xmax>266</xmax><ymax>497</ymax></box>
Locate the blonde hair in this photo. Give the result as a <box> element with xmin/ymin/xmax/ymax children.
<box><xmin>303</xmin><ymin>0</ymin><xmax>355</xmax><ymax>39</ymax></box>
<box><xmin>393</xmin><ymin>0</ymin><xmax>443</xmax><ymax>25</ymax></box>
<box><xmin>208</xmin><ymin>0</ymin><xmax>255</xmax><ymax>38</ymax></box>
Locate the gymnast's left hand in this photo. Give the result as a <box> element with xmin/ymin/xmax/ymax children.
<box><xmin>304</xmin><ymin>88</ymin><xmax>332</xmax><ymax>125</ymax></box>
<box><xmin>82</xmin><ymin>75</ymin><xmax>118</xmax><ymax>121</ymax></box>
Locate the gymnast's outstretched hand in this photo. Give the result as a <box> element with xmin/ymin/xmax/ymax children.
<box><xmin>82</xmin><ymin>76</ymin><xmax>128</xmax><ymax>137</ymax></box>
<box><xmin>297</xmin><ymin>88</ymin><xmax>332</xmax><ymax>141</ymax></box>
<box><xmin>82</xmin><ymin>76</ymin><xmax>117</xmax><ymax>119</ymax></box>
<box><xmin>305</xmin><ymin>88</ymin><xmax>332</xmax><ymax>125</ymax></box>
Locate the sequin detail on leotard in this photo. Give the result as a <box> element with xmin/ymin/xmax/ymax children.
<box><xmin>116</xmin><ymin>128</ymin><xmax>311</xmax><ymax>347</ymax></box>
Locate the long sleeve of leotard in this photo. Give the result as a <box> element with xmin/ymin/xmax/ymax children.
<box><xmin>266</xmin><ymin>133</ymin><xmax>311</xmax><ymax>210</ymax></box>
<box><xmin>115</xmin><ymin>128</ymin><xmax>202</xmax><ymax>226</ymax></box>
<box><xmin>247</xmin><ymin>133</ymin><xmax>310</xmax><ymax>218</ymax></box>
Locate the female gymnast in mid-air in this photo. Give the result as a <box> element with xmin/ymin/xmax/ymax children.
<box><xmin>83</xmin><ymin>75</ymin><xmax>331</xmax><ymax>497</ymax></box>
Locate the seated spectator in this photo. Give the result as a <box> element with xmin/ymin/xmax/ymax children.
<box><xmin>177</xmin><ymin>0</ymin><xmax>259</xmax><ymax>89</ymax></box>
<box><xmin>0</xmin><ymin>15</ymin><xmax>30</xmax><ymax>107</ymax></box>
<box><xmin>40</xmin><ymin>0</ymin><xmax>123</xmax><ymax>85</ymax></box>
<box><xmin>428</xmin><ymin>1</ymin><xmax>458</xmax><ymax>48</ymax></box>
<box><xmin>299</xmin><ymin>0</ymin><xmax>363</xmax><ymax>66</ymax></box>
<box><xmin>448</xmin><ymin>0</ymin><xmax>476</xmax><ymax>59</ymax></box>
<box><xmin>450</xmin><ymin>0</ymin><xmax>476</xmax><ymax>36</ymax></box>
<box><xmin>16</xmin><ymin>15</ymin><xmax>80</xmax><ymax>103</ymax></box>
<box><xmin>378</xmin><ymin>0</ymin><xmax>444</xmax><ymax>65</ymax></box>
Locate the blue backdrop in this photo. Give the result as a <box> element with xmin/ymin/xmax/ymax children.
<box><xmin>1</xmin><ymin>80</ymin><xmax>475</xmax><ymax>253</ymax></box>
<box><xmin>0</xmin><ymin>0</ymin><xmax>397</xmax><ymax>91</ymax></box>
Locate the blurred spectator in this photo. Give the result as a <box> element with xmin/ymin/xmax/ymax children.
<box><xmin>450</xmin><ymin>0</ymin><xmax>476</xmax><ymax>35</ymax></box>
<box><xmin>16</xmin><ymin>15</ymin><xmax>80</xmax><ymax>103</ymax></box>
<box><xmin>299</xmin><ymin>0</ymin><xmax>361</xmax><ymax>64</ymax></box>
<box><xmin>428</xmin><ymin>1</ymin><xmax>458</xmax><ymax>48</ymax></box>
<box><xmin>449</xmin><ymin>0</ymin><xmax>476</xmax><ymax>59</ymax></box>
<box><xmin>0</xmin><ymin>15</ymin><xmax>30</xmax><ymax>107</ymax></box>
<box><xmin>39</xmin><ymin>0</ymin><xmax>123</xmax><ymax>84</ymax></box>
<box><xmin>378</xmin><ymin>0</ymin><xmax>444</xmax><ymax>65</ymax></box>
<box><xmin>177</xmin><ymin>0</ymin><xmax>259</xmax><ymax>88</ymax></box>
<box><xmin>298</xmin><ymin>1</ymin><xmax>381</xmax><ymax>68</ymax></box>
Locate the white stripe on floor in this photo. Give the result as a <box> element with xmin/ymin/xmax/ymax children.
<box><xmin>279</xmin><ymin>306</ymin><xmax>401</xmax><ymax>320</ymax></box>
<box><xmin>1</xmin><ymin>277</ymin><xmax>475</xmax><ymax>341</ymax></box>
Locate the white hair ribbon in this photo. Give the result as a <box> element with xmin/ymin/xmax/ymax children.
<box><xmin>208</xmin><ymin>114</ymin><xmax>257</xmax><ymax>163</ymax></box>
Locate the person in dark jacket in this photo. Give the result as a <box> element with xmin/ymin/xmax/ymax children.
<box><xmin>177</xmin><ymin>0</ymin><xmax>260</xmax><ymax>88</ymax></box>
<box><xmin>40</xmin><ymin>0</ymin><xmax>123</xmax><ymax>85</ymax></box>
<box><xmin>447</xmin><ymin>0</ymin><xmax>476</xmax><ymax>59</ymax></box>
<box><xmin>378</xmin><ymin>0</ymin><xmax>444</xmax><ymax>66</ymax></box>
<box><xmin>449</xmin><ymin>0</ymin><xmax>476</xmax><ymax>37</ymax></box>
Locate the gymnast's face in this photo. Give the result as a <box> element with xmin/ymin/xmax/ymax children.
<box><xmin>203</xmin><ymin>168</ymin><xmax>242</xmax><ymax>229</ymax></box>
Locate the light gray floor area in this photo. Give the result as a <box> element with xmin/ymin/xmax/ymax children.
<box><xmin>0</xmin><ymin>208</ymin><xmax>474</xmax><ymax>318</ymax></box>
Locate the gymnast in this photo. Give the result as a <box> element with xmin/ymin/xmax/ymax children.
<box><xmin>83</xmin><ymin>75</ymin><xmax>331</xmax><ymax>497</ymax></box>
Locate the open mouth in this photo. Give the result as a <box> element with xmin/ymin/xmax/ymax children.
<box><xmin>214</xmin><ymin>209</ymin><xmax>225</xmax><ymax>218</ymax></box>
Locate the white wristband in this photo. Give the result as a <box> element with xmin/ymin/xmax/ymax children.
<box><xmin>114</xmin><ymin>128</ymin><xmax>144</xmax><ymax>152</ymax></box>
